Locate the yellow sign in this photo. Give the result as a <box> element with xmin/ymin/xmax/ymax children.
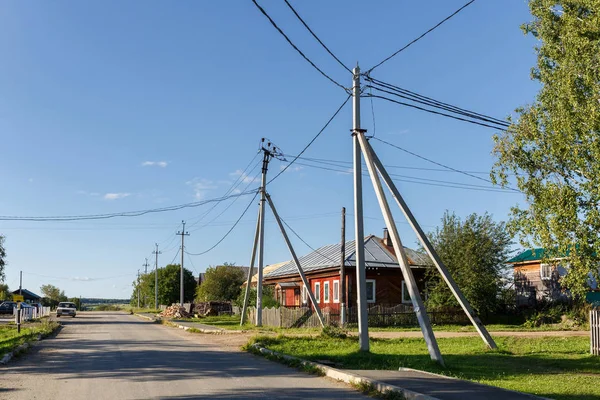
<box><xmin>12</xmin><ymin>295</ymin><xmax>24</xmax><ymax>302</ymax></box>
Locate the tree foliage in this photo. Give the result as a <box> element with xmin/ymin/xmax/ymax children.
<box><xmin>234</xmin><ymin>285</ymin><xmax>279</xmax><ymax>308</ymax></box>
<box><xmin>0</xmin><ymin>283</ymin><xmax>10</xmax><ymax>301</ymax></box>
<box><xmin>195</xmin><ymin>263</ymin><xmax>245</xmax><ymax>302</ymax></box>
<box><xmin>492</xmin><ymin>0</ymin><xmax>600</xmax><ymax>299</ymax></box>
<box><xmin>425</xmin><ymin>212</ymin><xmax>512</xmax><ymax>317</ymax></box>
<box><xmin>131</xmin><ymin>264</ymin><xmax>196</xmax><ymax>307</ymax></box>
<box><xmin>0</xmin><ymin>235</ymin><xmax>6</xmax><ymax>282</ymax></box>
<box><xmin>40</xmin><ymin>284</ymin><xmax>68</xmax><ymax>307</ymax></box>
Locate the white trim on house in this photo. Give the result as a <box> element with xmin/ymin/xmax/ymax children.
<box><xmin>366</xmin><ymin>279</ymin><xmax>376</xmax><ymax>303</ymax></box>
<box><xmin>302</xmin><ymin>285</ymin><xmax>308</xmax><ymax>304</ymax></box>
<box><xmin>540</xmin><ymin>263</ymin><xmax>553</xmax><ymax>280</ymax></box>
<box><xmin>324</xmin><ymin>281</ymin><xmax>330</xmax><ymax>303</ymax></box>
<box><xmin>333</xmin><ymin>280</ymin><xmax>340</xmax><ymax>303</ymax></box>
<box><xmin>401</xmin><ymin>281</ymin><xmax>412</xmax><ymax>304</ymax></box>
<box><xmin>314</xmin><ymin>282</ymin><xmax>321</xmax><ymax>303</ymax></box>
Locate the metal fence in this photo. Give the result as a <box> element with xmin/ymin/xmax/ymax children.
<box><xmin>591</xmin><ymin>309</ymin><xmax>600</xmax><ymax>356</ymax></box>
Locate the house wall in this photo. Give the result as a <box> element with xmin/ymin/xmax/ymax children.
<box><xmin>513</xmin><ymin>261</ymin><xmax>563</xmax><ymax>304</ymax></box>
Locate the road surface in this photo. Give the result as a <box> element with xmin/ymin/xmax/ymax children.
<box><xmin>0</xmin><ymin>312</ymin><xmax>368</xmax><ymax>399</ymax></box>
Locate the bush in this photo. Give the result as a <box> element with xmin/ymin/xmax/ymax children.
<box><xmin>320</xmin><ymin>324</ymin><xmax>348</xmax><ymax>339</ymax></box>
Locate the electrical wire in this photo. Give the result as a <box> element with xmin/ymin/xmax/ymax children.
<box><xmin>366</xmin><ymin>94</ymin><xmax>506</xmax><ymax>131</ymax></box>
<box><xmin>268</xmin><ymin>94</ymin><xmax>351</xmax><ymax>184</ymax></box>
<box><xmin>185</xmin><ymin>191</ymin><xmax>260</xmax><ymax>256</ymax></box>
<box><xmin>22</xmin><ymin>271</ymin><xmax>135</xmax><ymax>282</ymax></box>
<box><xmin>367</xmin><ymin>0</ymin><xmax>476</xmax><ymax>73</ymax></box>
<box><xmin>283</xmin><ymin>0</ymin><xmax>351</xmax><ymax>74</ymax></box>
<box><xmin>169</xmin><ymin>247</ymin><xmax>181</xmax><ymax>266</ymax></box>
<box><xmin>280</xmin><ymin>217</ymin><xmax>339</xmax><ymax>265</ymax></box>
<box><xmin>0</xmin><ymin>190</ymin><xmax>259</xmax><ymax>222</ymax></box>
<box><xmin>251</xmin><ymin>0</ymin><xmax>348</xmax><ymax>92</ymax></box>
<box><xmin>372</xmin><ymin>137</ymin><xmax>521</xmax><ymax>192</ymax></box>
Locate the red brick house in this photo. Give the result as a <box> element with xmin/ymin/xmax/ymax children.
<box><xmin>263</xmin><ymin>229</ymin><xmax>432</xmax><ymax>311</ymax></box>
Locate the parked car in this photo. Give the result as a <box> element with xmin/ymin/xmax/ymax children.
<box><xmin>56</xmin><ymin>302</ymin><xmax>77</xmax><ymax>318</ymax></box>
<box><xmin>0</xmin><ymin>301</ymin><xmax>16</xmax><ymax>315</ymax></box>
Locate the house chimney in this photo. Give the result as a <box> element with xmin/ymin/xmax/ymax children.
<box><xmin>383</xmin><ymin>228</ymin><xmax>392</xmax><ymax>247</ymax></box>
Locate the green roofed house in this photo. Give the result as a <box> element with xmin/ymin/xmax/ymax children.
<box><xmin>507</xmin><ymin>248</ymin><xmax>572</xmax><ymax>306</ymax></box>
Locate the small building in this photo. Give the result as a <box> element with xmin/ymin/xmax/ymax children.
<box><xmin>263</xmin><ymin>229</ymin><xmax>432</xmax><ymax>311</ymax></box>
<box><xmin>507</xmin><ymin>248</ymin><xmax>569</xmax><ymax>306</ymax></box>
<box><xmin>11</xmin><ymin>288</ymin><xmax>42</xmax><ymax>303</ymax></box>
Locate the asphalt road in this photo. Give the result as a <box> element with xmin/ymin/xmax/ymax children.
<box><xmin>0</xmin><ymin>312</ymin><xmax>368</xmax><ymax>399</ymax></box>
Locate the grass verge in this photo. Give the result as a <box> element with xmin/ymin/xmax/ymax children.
<box><xmin>246</xmin><ymin>334</ymin><xmax>599</xmax><ymax>400</ymax></box>
<box><xmin>0</xmin><ymin>320</ymin><xmax>61</xmax><ymax>359</ymax></box>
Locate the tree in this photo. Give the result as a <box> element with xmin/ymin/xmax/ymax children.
<box><xmin>0</xmin><ymin>283</ymin><xmax>10</xmax><ymax>301</ymax></box>
<box><xmin>131</xmin><ymin>264</ymin><xmax>196</xmax><ymax>307</ymax></box>
<box><xmin>195</xmin><ymin>263</ymin><xmax>245</xmax><ymax>302</ymax></box>
<box><xmin>0</xmin><ymin>235</ymin><xmax>6</xmax><ymax>282</ymax></box>
<box><xmin>234</xmin><ymin>285</ymin><xmax>279</xmax><ymax>308</ymax></box>
<box><xmin>40</xmin><ymin>284</ymin><xmax>67</xmax><ymax>307</ymax></box>
<box><xmin>492</xmin><ymin>1</ymin><xmax>600</xmax><ymax>299</ymax></box>
<box><xmin>425</xmin><ymin>211</ymin><xmax>512</xmax><ymax>317</ymax></box>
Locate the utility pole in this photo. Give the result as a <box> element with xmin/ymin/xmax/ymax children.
<box><xmin>142</xmin><ymin>258</ymin><xmax>150</xmax><ymax>308</ymax></box>
<box><xmin>340</xmin><ymin>207</ymin><xmax>346</xmax><ymax>326</ymax></box>
<box><xmin>17</xmin><ymin>270</ymin><xmax>22</xmax><ymax>333</ymax></box>
<box><xmin>256</xmin><ymin>139</ymin><xmax>272</xmax><ymax>326</ymax></box>
<box><xmin>176</xmin><ymin>221</ymin><xmax>190</xmax><ymax>306</ymax></box>
<box><xmin>352</xmin><ymin>65</ymin><xmax>369</xmax><ymax>351</ymax></box>
<box><xmin>19</xmin><ymin>271</ymin><xmax>22</xmax><ymax>295</ymax></box>
<box><xmin>153</xmin><ymin>243</ymin><xmax>161</xmax><ymax>310</ymax></box>
<box><xmin>137</xmin><ymin>269</ymin><xmax>140</xmax><ymax>308</ymax></box>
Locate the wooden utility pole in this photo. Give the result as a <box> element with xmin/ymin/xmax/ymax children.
<box><xmin>153</xmin><ymin>243</ymin><xmax>161</xmax><ymax>310</ymax></box>
<box><xmin>176</xmin><ymin>221</ymin><xmax>190</xmax><ymax>306</ymax></box>
<box><xmin>340</xmin><ymin>207</ymin><xmax>347</xmax><ymax>326</ymax></box>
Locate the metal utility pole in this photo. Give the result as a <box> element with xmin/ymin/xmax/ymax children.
<box><xmin>19</xmin><ymin>271</ymin><xmax>22</xmax><ymax>295</ymax></box>
<box><xmin>142</xmin><ymin>258</ymin><xmax>150</xmax><ymax>308</ymax></box>
<box><xmin>352</xmin><ymin>65</ymin><xmax>369</xmax><ymax>351</ymax></box>
<box><xmin>17</xmin><ymin>271</ymin><xmax>22</xmax><ymax>333</ymax></box>
<box><xmin>256</xmin><ymin>139</ymin><xmax>273</xmax><ymax>326</ymax></box>
<box><xmin>137</xmin><ymin>269</ymin><xmax>140</xmax><ymax>308</ymax></box>
<box><xmin>240</xmin><ymin>206</ymin><xmax>262</xmax><ymax>326</ymax></box>
<box><xmin>153</xmin><ymin>243</ymin><xmax>161</xmax><ymax>310</ymax></box>
<box><xmin>340</xmin><ymin>207</ymin><xmax>347</xmax><ymax>326</ymax></box>
<box><xmin>176</xmin><ymin>221</ymin><xmax>190</xmax><ymax>306</ymax></box>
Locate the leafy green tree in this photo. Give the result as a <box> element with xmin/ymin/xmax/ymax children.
<box><xmin>0</xmin><ymin>283</ymin><xmax>10</xmax><ymax>301</ymax></box>
<box><xmin>68</xmin><ymin>297</ymin><xmax>81</xmax><ymax>310</ymax></box>
<box><xmin>492</xmin><ymin>0</ymin><xmax>600</xmax><ymax>299</ymax></box>
<box><xmin>40</xmin><ymin>284</ymin><xmax>67</xmax><ymax>307</ymax></box>
<box><xmin>131</xmin><ymin>264</ymin><xmax>196</xmax><ymax>307</ymax></box>
<box><xmin>425</xmin><ymin>212</ymin><xmax>512</xmax><ymax>317</ymax></box>
<box><xmin>0</xmin><ymin>235</ymin><xmax>6</xmax><ymax>282</ymax></box>
<box><xmin>195</xmin><ymin>263</ymin><xmax>245</xmax><ymax>302</ymax></box>
<box><xmin>234</xmin><ymin>285</ymin><xmax>279</xmax><ymax>308</ymax></box>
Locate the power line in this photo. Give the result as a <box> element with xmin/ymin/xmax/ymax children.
<box><xmin>372</xmin><ymin>137</ymin><xmax>521</xmax><ymax>192</ymax></box>
<box><xmin>251</xmin><ymin>0</ymin><xmax>348</xmax><ymax>92</ymax></box>
<box><xmin>0</xmin><ymin>190</ymin><xmax>259</xmax><ymax>222</ymax></box>
<box><xmin>283</xmin><ymin>0</ymin><xmax>351</xmax><ymax>74</ymax></box>
<box><xmin>365</xmin><ymin>94</ymin><xmax>506</xmax><ymax>131</ymax></box>
<box><xmin>268</xmin><ymin>94</ymin><xmax>351</xmax><ymax>184</ymax></box>
<box><xmin>280</xmin><ymin>217</ymin><xmax>339</xmax><ymax>264</ymax></box>
<box><xmin>185</xmin><ymin>191</ymin><xmax>260</xmax><ymax>256</ymax></box>
<box><xmin>22</xmin><ymin>271</ymin><xmax>135</xmax><ymax>281</ymax></box>
<box><xmin>169</xmin><ymin>247</ymin><xmax>181</xmax><ymax>266</ymax></box>
<box><xmin>367</xmin><ymin>0</ymin><xmax>476</xmax><ymax>73</ymax></box>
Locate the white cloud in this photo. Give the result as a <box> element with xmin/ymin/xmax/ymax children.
<box><xmin>142</xmin><ymin>161</ymin><xmax>168</xmax><ymax>168</ymax></box>
<box><xmin>72</xmin><ymin>277</ymin><xmax>91</xmax><ymax>281</ymax></box>
<box><xmin>388</xmin><ymin>129</ymin><xmax>410</xmax><ymax>135</ymax></box>
<box><xmin>230</xmin><ymin>169</ymin><xmax>260</xmax><ymax>184</ymax></box>
<box><xmin>104</xmin><ymin>193</ymin><xmax>131</xmax><ymax>200</ymax></box>
<box><xmin>186</xmin><ymin>178</ymin><xmax>216</xmax><ymax>200</ymax></box>
<box><xmin>279</xmin><ymin>165</ymin><xmax>304</xmax><ymax>173</ymax></box>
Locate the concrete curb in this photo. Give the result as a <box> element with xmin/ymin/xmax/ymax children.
<box><xmin>249</xmin><ymin>344</ymin><xmax>438</xmax><ymax>400</ymax></box>
<box><xmin>134</xmin><ymin>313</ymin><xmax>246</xmax><ymax>334</ymax></box>
<box><xmin>1</xmin><ymin>323</ymin><xmax>61</xmax><ymax>366</ymax></box>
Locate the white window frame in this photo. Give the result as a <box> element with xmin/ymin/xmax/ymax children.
<box><xmin>401</xmin><ymin>281</ymin><xmax>412</xmax><ymax>304</ymax></box>
<box><xmin>323</xmin><ymin>281</ymin><xmax>330</xmax><ymax>303</ymax></box>
<box><xmin>366</xmin><ymin>279</ymin><xmax>376</xmax><ymax>303</ymax></box>
<box><xmin>333</xmin><ymin>280</ymin><xmax>340</xmax><ymax>303</ymax></box>
<box><xmin>302</xmin><ymin>285</ymin><xmax>308</xmax><ymax>304</ymax></box>
<box><xmin>314</xmin><ymin>282</ymin><xmax>321</xmax><ymax>303</ymax></box>
<box><xmin>540</xmin><ymin>263</ymin><xmax>553</xmax><ymax>280</ymax></box>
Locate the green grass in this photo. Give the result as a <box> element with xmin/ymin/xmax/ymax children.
<box><xmin>247</xmin><ymin>334</ymin><xmax>600</xmax><ymax>400</ymax></box>
<box><xmin>0</xmin><ymin>321</ymin><xmax>60</xmax><ymax>358</ymax></box>
<box><xmin>368</xmin><ymin>323</ymin><xmax>587</xmax><ymax>332</ymax></box>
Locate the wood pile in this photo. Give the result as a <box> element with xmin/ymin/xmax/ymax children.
<box><xmin>159</xmin><ymin>305</ymin><xmax>191</xmax><ymax>318</ymax></box>
<box><xmin>193</xmin><ymin>301</ymin><xmax>232</xmax><ymax>317</ymax></box>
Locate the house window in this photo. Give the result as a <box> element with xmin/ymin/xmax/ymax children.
<box><xmin>401</xmin><ymin>281</ymin><xmax>412</xmax><ymax>304</ymax></box>
<box><xmin>302</xmin><ymin>285</ymin><xmax>308</xmax><ymax>304</ymax></box>
<box><xmin>366</xmin><ymin>279</ymin><xmax>376</xmax><ymax>303</ymax></box>
<box><xmin>540</xmin><ymin>263</ymin><xmax>553</xmax><ymax>280</ymax></box>
<box><xmin>324</xmin><ymin>281</ymin><xmax>330</xmax><ymax>303</ymax></box>
<box><xmin>333</xmin><ymin>280</ymin><xmax>340</xmax><ymax>303</ymax></box>
<box><xmin>314</xmin><ymin>282</ymin><xmax>321</xmax><ymax>303</ymax></box>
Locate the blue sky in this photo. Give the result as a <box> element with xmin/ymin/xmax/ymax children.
<box><xmin>0</xmin><ymin>1</ymin><xmax>538</xmax><ymax>299</ymax></box>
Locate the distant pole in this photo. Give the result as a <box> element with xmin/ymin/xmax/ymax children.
<box><xmin>142</xmin><ymin>258</ymin><xmax>150</xmax><ymax>307</ymax></box>
<box><xmin>137</xmin><ymin>269</ymin><xmax>140</xmax><ymax>308</ymax></box>
<box><xmin>19</xmin><ymin>271</ymin><xmax>22</xmax><ymax>295</ymax></box>
<box><xmin>153</xmin><ymin>243</ymin><xmax>161</xmax><ymax>310</ymax></box>
<box><xmin>352</xmin><ymin>65</ymin><xmax>369</xmax><ymax>351</ymax></box>
<box><xmin>340</xmin><ymin>207</ymin><xmax>347</xmax><ymax>326</ymax></box>
<box><xmin>176</xmin><ymin>221</ymin><xmax>190</xmax><ymax>306</ymax></box>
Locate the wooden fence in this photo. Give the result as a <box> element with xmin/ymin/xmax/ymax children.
<box><xmin>15</xmin><ymin>306</ymin><xmax>51</xmax><ymax>322</ymax></box>
<box><xmin>591</xmin><ymin>309</ymin><xmax>600</xmax><ymax>356</ymax></box>
<box><xmin>244</xmin><ymin>304</ymin><xmax>469</xmax><ymax>328</ymax></box>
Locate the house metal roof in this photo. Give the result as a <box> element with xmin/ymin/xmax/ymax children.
<box><xmin>265</xmin><ymin>235</ymin><xmax>431</xmax><ymax>279</ymax></box>
<box><xmin>507</xmin><ymin>248</ymin><xmax>576</xmax><ymax>263</ymax></box>
<box><xmin>11</xmin><ymin>288</ymin><xmax>41</xmax><ymax>299</ymax></box>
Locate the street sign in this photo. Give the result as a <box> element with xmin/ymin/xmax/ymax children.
<box><xmin>12</xmin><ymin>295</ymin><xmax>24</xmax><ymax>302</ymax></box>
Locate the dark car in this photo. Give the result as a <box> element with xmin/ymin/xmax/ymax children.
<box><xmin>0</xmin><ymin>301</ymin><xmax>17</xmax><ymax>315</ymax></box>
